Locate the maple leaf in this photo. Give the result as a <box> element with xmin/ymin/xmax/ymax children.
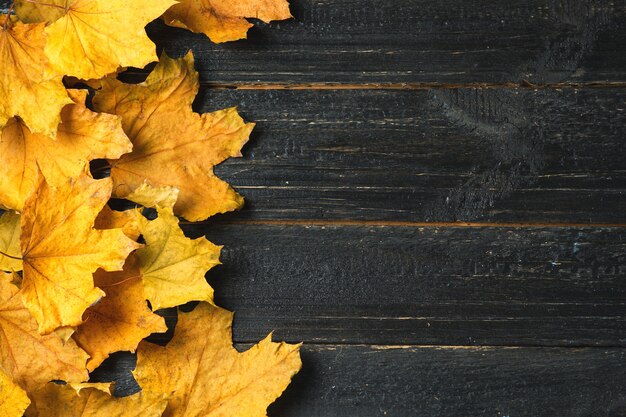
<box><xmin>126</xmin><ymin>182</ymin><xmax>180</xmax><ymax>211</ymax></box>
<box><xmin>95</xmin><ymin>205</ymin><xmax>141</xmax><ymax>241</ymax></box>
<box><xmin>25</xmin><ymin>382</ymin><xmax>168</xmax><ymax>417</ymax></box>
<box><xmin>0</xmin><ymin>368</ymin><xmax>30</xmax><ymax>417</ymax></box>
<box><xmin>134</xmin><ymin>303</ymin><xmax>302</xmax><ymax>417</ymax></box>
<box><xmin>0</xmin><ymin>89</ymin><xmax>132</xmax><ymax>212</ymax></box>
<box><xmin>73</xmin><ymin>254</ymin><xmax>167</xmax><ymax>372</ymax></box>
<box><xmin>21</xmin><ymin>174</ymin><xmax>141</xmax><ymax>334</ymax></box>
<box><xmin>15</xmin><ymin>0</ymin><xmax>176</xmax><ymax>80</ymax></box>
<box><xmin>93</xmin><ymin>52</ymin><xmax>254</xmax><ymax>222</ymax></box>
<box><xmin>135</xmin><ymin>202</ymin><xmax>221</xmax><ymax>310</ymax></box>
<box><xmin>163</xmin><ymin>0</ymin><xmax>292</xmax><ymax>43</ymax></box>
<box><xmin>0</xmin><ymin>15</ymin><xmax>71</xmax><ymax>136</ymax></box>
<box><xmin>0</xmin><ymin>275</ymin><xmax>89</xmax><ymax>392</ymax></box>
<box><xmin>0</xmin><ymin>211</ymin><xmax>22</xmax><ymax>272</ymax></box>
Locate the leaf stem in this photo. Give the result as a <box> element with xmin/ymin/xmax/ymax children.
<box><xmin>0</xmin><ymin>249</ymin><xmax>22</xmax><ymax>261</ymax></box>
<box><xmin>2</xmin><ymin>1</ymin><xmax>16</xmax><ymax>31</ymax></box>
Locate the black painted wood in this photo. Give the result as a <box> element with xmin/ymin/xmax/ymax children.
<box><xmin>94</xmin><ymin>345</ymin><xmax>626</xmax><ymax>417</ymax></box>
<box><xmin>2</xmin><ymin>1</ymin><xmax>625</xmax><ymax>85</ymax></box>
<box><xmin>2</xmin><ymin>0</ymin><xmax>625</xmax><ymax>414</ymax></box>
<box><xmin>169</xmin><ymin>224</ymin><xmax>626</xmax><ymax>347</ymax></box>
<box><xmin>143</xmin><ymin>0</ymin><xmax>626</xmax><ymax>84</ymax></box>
<box><xmin>200</xmin><ymin>88</ymin><xmax>626</xmax><ymax>223</ymax></box>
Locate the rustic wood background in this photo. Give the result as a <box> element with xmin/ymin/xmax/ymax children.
<box><xmin>4</xmin><ymin>0</ymin><xmax>626</xmax><ymax>415</ymax></box>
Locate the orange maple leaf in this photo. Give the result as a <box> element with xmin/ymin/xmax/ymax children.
<box><xmin>134</xmin><ymin>303</ymin><xmax>302</xmax><ymax>417</ymax></box>
<box><xmin>0</xmin><ymin>274</ymin><xmax>88</xmax><ymax>392</ymax></box>
<box><xmin>0</xmin><ymin>90</ymin><xmax>131</xmax><ymax>212</ymax></box>
<box><xmin>93</xmin><ymin>53</ymin><xmax>254</xmax><ymax>222</ymax></box>
<box><xmin>15</xmin><ymin>0</ymin><xmax>176</xmax><ymax>80</ymax></box>
<box><xmin>163</xmin><ymin>0</ymin><xmax>292</xmax><ymax>43</ymax></box>
<box><xmin>73</xmin><ymin>254</ymin><xmax>167</xmax><ymax>372</ymax></box>
<box><xmin>21</xmin><ymin>174</ymin><xmax>140</xmax><ymax>334</ymax></box>
<box><xmin>0</xmin><ymin>15</ymin><xmax>70</xmax><ymax>136</ymax></box>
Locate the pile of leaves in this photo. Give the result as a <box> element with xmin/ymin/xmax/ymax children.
<box><xmin>0</xmin><ymin>0</ymin><xmax>301</xmax><ymax>416</ymax></box>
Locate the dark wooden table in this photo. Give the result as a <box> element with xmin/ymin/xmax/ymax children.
<box><xmin>9</xmin><ymin>0</ymin><xmax>626</xmax><ymax>415</ymax></box>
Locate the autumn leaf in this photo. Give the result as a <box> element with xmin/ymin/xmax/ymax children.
<box><xmin>73</xmin><ymin>254</ymin><xmax>167</xmax><ymax>372</ymax></box>
<box><xmin>163</xmin><ymin>0</ymin><xmax>292</xmax><ymax>43</ymax></box>
<box><xmin>0</xmin><ymin>368</ymin><xmax>30</xmax><ymax>417</ymax></box>
<box><xmin>95</xmin><ymin>205</ymin><xmax>141</xmax><ymax>241</ymax></box>
<box><xmin>0</xmin><ymin>275</ymin><xmax>88</xmax><ymax>392</ymax></box>
<box><xmin>136</xmin><ymin>193</ymin><xmax>221</xmax><ymax>310</ymax></box>
<box><xmin>21</xmin><ymin>174</ymin><xmax>140</xmax><ymax>334</ymax></box>
<box><xmin>25</xmin><ymin>382</ymin><xmax>168</xmax><ymax>417</ymax></box>
<box><xmin>126</xmin><ymin>182</ymin><xmax>180</xmax><ymax>211</ymax></box>
<box><xmin>0</xmin><ymin>15</ymin><xmax>71</xmax><ymax>136</ymax></box>
<box><xmin>93</xmin><ymin>52</ymin><xmax>254</xmax><ymax>222</ymax></box>
<box><xmin>0</xmin><ymin>90</ymin><xmax>132</xmax><ymax>212</ymax></box>
<box><xmin>15</xmin><ymin>0</ymin><xmax>176</xmax><ymax>80</ymax></box>
<box><xmin>0</xmin><ymin>211</ymin><xmax>22</xmax><ymax>272</ymax></box>
<box><xmin>134</xmin><ymin>303</ymin><xmax>302</xmax><ymax>417</ymax></box>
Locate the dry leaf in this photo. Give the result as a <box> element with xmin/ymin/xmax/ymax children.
<box><xmin>0</xmin><ymin>275</ymin><xmax>88</xmax><ymax>391</ymax></box>
<box><xmin>0</xmin><ymin>368</ymin><xmax>30</xmax><ymax>417</ymax></box>
<box><xmin>136</xmin><ymin>202</ymin><xmax>221</xmax><ymax>310</ymax></box>
<box><xmin>0</xmin><ymin>90</ymin><xmax>132</xmax><ymax>211</ymax></box>
<box><xmin>134</xmin><ymin>303</ymin><xmax>302</xmax><ymax>417</ymax></box>
<box><xmin>73</xmin><ymin>254</ymin><xmax>167</xmax><ymax>371</ymax></box>
<box><xmin>21</xmin><ymin>174</ymin><xmax>140</xmax><ymax>334</ymax></box>
<box><xmin>25</xmin><ymin>382</ymin><xmax>168</xmax><ymax>417</ymax></box>
<box><xmin>127</xmin><ymin>183</ymin><xmax>180</xmax><ymax>211</ymax></box>
<box><xmin>0</xmin><ymin>211</ymin><xmax>22</xmax><ymax>272</ymax></box>
<box><xmin>0</xmin><ymin>15</ymin><xmax>71</xmax><ymax>136</ymax></box>
<box><xmin>95</xmin><ymin>206</ymin><xmax>141</xmax><ymax>241</ymax></box>
<box><xmin>163</xmin><ymin>0</ymin><xmax>292</xmax><ymax>43</ymax></box>
<box><xmin>93</xmin><ymin>52</ymin><xmax>254</xmax><ymax>222</ymax></box>
<box><xmin>15</xmin><ymin>0</ymin><xmax>176</xmax><ymax>80</ymax></box>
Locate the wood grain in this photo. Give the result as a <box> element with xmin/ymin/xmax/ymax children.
<box><xmin>141</xmin><ymin>223</ymin><xmax>626</xmax><ymax>347</ymax></box>
<box><xmin>93</xmin><ymin>345</ymin><xmax>626</xmax><ymax>417</ymax></box>
<box><xmin>141</xmin><ymin>0</ymin><xmax>626</xmax><ymax>85</ymax></box>
<box><xmin>195</xmin><ymin>87</ymin><xmax>626</xmax><ymax>223</ymax></box>
<box><xmin>2</xmin><ymin>0</ymin><xmax>625</xmax><ymax>414</ymax></box>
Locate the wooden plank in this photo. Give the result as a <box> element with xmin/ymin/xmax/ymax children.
<box><xmin>93</xmin><ymin>345</ymin><xmax>626</xmax><ymax>416</ymax></box>
<box><xmin>135</xmin><ymin>224</ymin><xmax>626</xmax><ymax>347</ymax></box>
<box><xmin>195</xmin><ymin>88</ymin><xmax>626</xmax><ymax>223</ymax></box>
<box><xmin>142</xmin><ymin>0</ymin><xmax>626</xmax><ymax>84</ymax></box>
<box><xmin>3</xmin><ymin>1</ymin><xmax>623</xmax><ymax>84</ymax></box>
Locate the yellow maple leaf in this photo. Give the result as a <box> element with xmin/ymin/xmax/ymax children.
<box><xmin>134</xmin><ymin>303</ymin><xmax>302</xmax><ymax>417</ymax></box>
<box><xmin>0</xmin><ymin>15</ymin><xmax>71</xmax><ymax>136</ymax></box>
<box><xmin>0</xmin><ymin>368</ymin><xmax>30</xmax><ymax>417</ymax></box>
<box><xmin>0</xmin><ymin>211</ymin><xmax>22</xmax><ymax>272</ymax></box>
<box><xmin>126</xmin><ymin>182</ymin><xmax>180</xmax><ymax>211</ymax></box>
<box><xmin>0</xmin><ymin>90</ymin><xmax>132</xmax><ymax>212</ymax></box>
<box><xmin>25</xmin><ymin>382</ymin><xmax>168</xmax><ymax>417</ymax></box>
<box><xmin>15</xmin><ymin>0</ymin><xmax>176</xmax><ymax>80</ymax></box>
<box><xmin>93</xmin><ymin>52</ymin><xmax>254</xmax><ymax>222</ymax></box>
<box><xmin>95</xmin><ymin>205</ymin><xmax>141</xmax><ymax>241</ymax></box>
<box><xmin>73</xmin><ymin>254</ymin><xmax>167</xmax><ymax>372</ymax></box>
<box><xmin>136</xmin><ymin>202</ymin><xmax>221</xmax><ymax>310</ymax></box>
<box><xmin>163</xmin><ymin>0</ymin><xmax>292</xmax><ymax>43</ymax></box>
<box><xmin>0</xmin><ymin>275</ymin><xmax>88</xmax><ymax>392</ymax></box>
<box><xmin>21</xmin><ymin>174</ymin><xmax>141</xmax><ymax>334</ymax></box>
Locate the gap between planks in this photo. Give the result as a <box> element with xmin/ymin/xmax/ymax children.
<box><xmin>199</xmin><ymin>81</ymin><xmax>626</xmax><ymax>90</ymax></box>
<box><xmin>187</xmin><ymin>219</ymin><xmax>626</xmax><ymax>228</ymax></box>
<box><xmin>233</xmin><ymin>341</ymin><xmax>626</xmax><ymax>350</ymax></box>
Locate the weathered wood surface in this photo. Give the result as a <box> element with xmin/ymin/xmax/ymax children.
<box><xmin>93</xmin><ymin>345</ymin><xmax>626</xmax><ymax>417</ymax></box>
<box><xmin>144</xmin><ymin>0</ymin><xmax>626</xmax><ymax>85</ymax></box>
<box><xmin>202</xmin><ymin>88</ymin><xmax>626</xmax><ymax>223</ymax></box>
<box><xmin>2</xmin><ymin>0</ymin><xmax>625</xmax><ymax>415</ymax></box>
<box><xmin>175</xmin><ymin>224</ymin><xmax>626</xmax><ymax>347</ymax></box>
